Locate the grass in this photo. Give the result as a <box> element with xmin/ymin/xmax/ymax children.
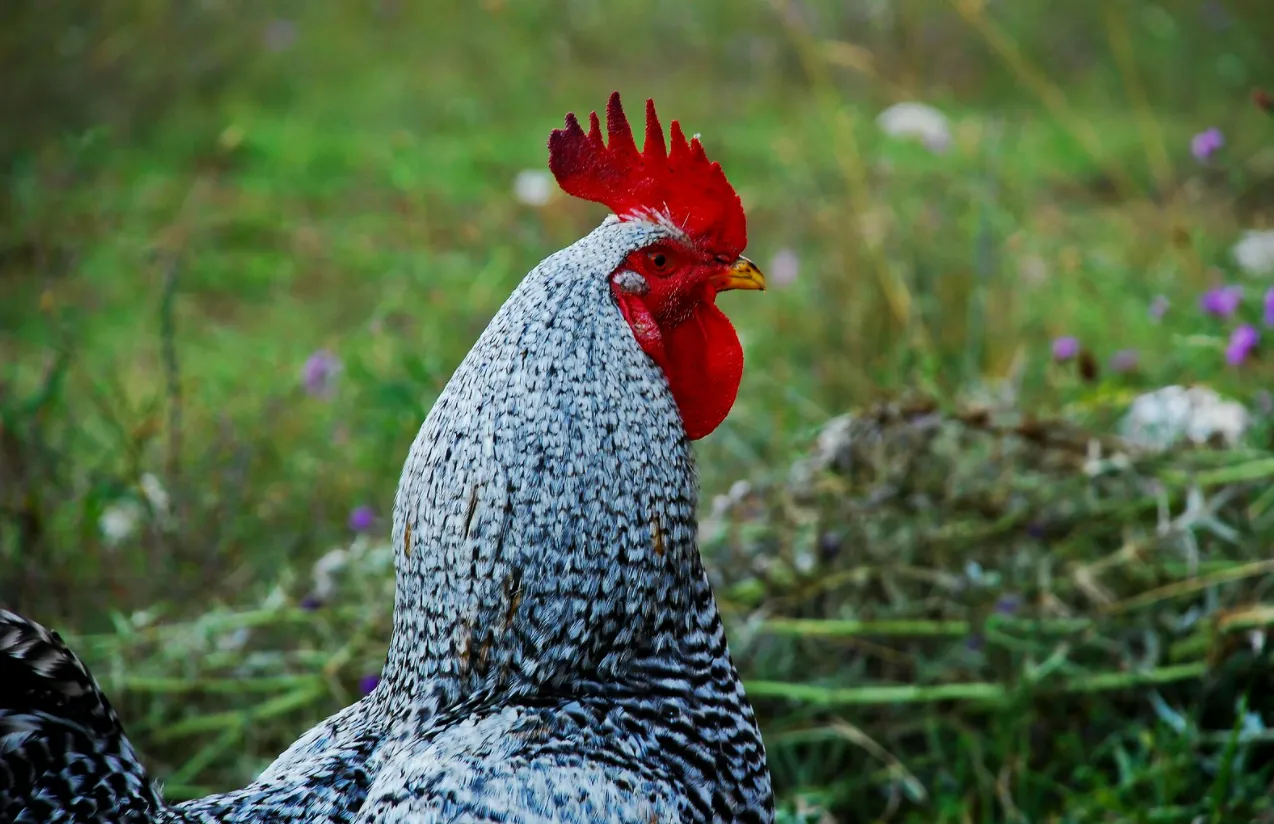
<box><xmin>708</xmin><ymin>402</ymin><xmax>1274</xmax><ymax>820</ymax></box>
<box><xmin>3</xmin><ymin>0</ymin><xmax>1274</xmax><ymax>820</ymax></box>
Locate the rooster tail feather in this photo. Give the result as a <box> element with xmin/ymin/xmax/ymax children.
<box><xmin>1</xmin><ymin>610</ymin><xmax>162</xmax><ymax>823</ymax></box>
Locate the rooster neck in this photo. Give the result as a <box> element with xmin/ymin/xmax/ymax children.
<box><xmin>380</xmin><ymin>219</ymin><xmax>719</xmax><ymax>720</ymax></box>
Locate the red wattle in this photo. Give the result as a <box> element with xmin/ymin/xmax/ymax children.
<box><xmin>661</xmin><ymin>301</ymin><xmax>744</xmax><ymax>441</ymax></box>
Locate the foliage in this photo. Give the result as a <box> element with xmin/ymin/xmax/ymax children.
<box><xmin>714</xmin><ymin>401</ymin><xmax>1274</xmax><ymax>821</ymax></box>
<box><xmin>59</xmin><ymin>408</ymin><xmax>1274</xmax><ymax>821</ymax></box>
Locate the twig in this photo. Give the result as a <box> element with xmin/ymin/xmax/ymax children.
<box><xmin>159</xmin><ymin>255</ymin><xmax>182</xmax><ymax>482</ymax></box>
<box><xmin>758</xmin><ymin>617</ymin><xmax>1092</xmax><ymax>639</ymax></box>
<box><xmin>745</xmin><ymin>662</ymin><xmax>1207</xmax><ymax>707</ymax></box>
<box><xmin>150</xmin><ymin>683</ymin><xmax>327</xmax><ymax>743</ymax></box>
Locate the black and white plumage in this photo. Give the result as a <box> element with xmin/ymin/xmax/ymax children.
<box><xmin>1</xmin><ymin>93</ymin><xmax>772</xmax><ymax>823</ymax></box>
<box><xmin>0</xmin><ymin>610</ymin><xmax>163</xmax><ymax>824</ymax></box>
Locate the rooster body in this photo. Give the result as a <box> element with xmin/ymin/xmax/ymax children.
<box><xmin>357</xmin><ymin>216</ymin><xmax>770</xmax><ymax>822</ymax></box>
<box><xmin>1</xmin><ymin>94</ymin><xmax>773</xmax><ymax>823</ymax></box>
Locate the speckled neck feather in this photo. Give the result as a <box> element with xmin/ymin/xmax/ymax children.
<box><xmin>0</xmin><ymin>218</ymin><xmax>773</xmax><ymax>823</ymax></box>
<box><xmin>382</xmin><ymin>218</ymin><xmax>702</xmax><ymax>711</ymax></box>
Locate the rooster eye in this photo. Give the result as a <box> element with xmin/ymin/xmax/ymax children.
<box><xmin>649</xmin><ymin>252</ymin><xmax>668</xmax><ymax>271</ymax></box>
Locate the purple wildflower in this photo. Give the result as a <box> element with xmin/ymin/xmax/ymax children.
<box><xmin>302</xmin><ymin>349</ymin><xmax>342</xmax><ymax>398</ymax></box>
<box><xmin>1200</xmin><ymin>285</ymin><xmax>1242</xmax><ymax>318</ymax></box>
<box><xmin>299</xmin><ymin>594</ymin><xmax>323</xmax><ymax>611</ymax></box>
<box><xmin>358</xmin><ymin>674</ymin><xmax>381</xmax><ymax>696</ymax></box>
<box><xmin>1052</xmin><ymin>336</ymin><xmax>1080</xmax><ymax>361</ymax></box>
<box><xmin>1149</xmin><ymin>295</ymin><xmax>1170</xmax><ymax>322</ymax></box>
<box><xmin>1109</xmin><ymin>349</ymin><xmax>1139</xmax><ymax>373</ymax></box>
<box><xmin>1191</xmin><ymin>128</ymin><xmax>1224</xmax><ymax>162</ymax></box>
<box><xmin>1264</xmin><ymin>288</ymin><xmax>1274</xmax><ymax>327</ymax></box>
<box><xmin>1226</xmin><ymin>324</ymin><xmax>1260</xmax><ymax>365</ymax></box>
<box><xmin>994</xmin><ymin>594</ymin><xmax>1021</xmax><ymax>616</ymax></box>
<box><xmin>817</xmin><ymin>531</ymin><xmax>842</xmax><ymax>563</ymax></box>
<box><xmin>348</xmin><ymin>505</ymin><xmax>375</xmax><ymax>532</ymax></box>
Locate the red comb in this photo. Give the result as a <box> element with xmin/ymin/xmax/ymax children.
<box><xmin>548</xmin><ymin>92</ymin><xmax>747</xmax><ymax>259</ymax></box>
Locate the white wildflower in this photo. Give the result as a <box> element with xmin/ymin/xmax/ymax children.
<box><xmin>768</xmin><ymin>248</ymin><xmax>800</xmax><ymax>287</ymax></box>
<box><xmin>99</xmin><ymin>502</ymin><xmax>142</xmax><ymax>547</ymax></box>
<box><xmin>311</xmin><ymin>547</ymin><xmax>349</xmax><ymax>600</ymax></box>
<box><xmin>128</xmin><ymin>609</ymin><xmax>157</xmax><ymax>628</ymax></box>
<box><xmin>786</xmin><ymin>459</ymin><xmax>819</xmax><ymax>501</ymax></box>
<box><xmin>1118</xmin><ymin>385</ymin><xmax>1249</xmax><ymax>450</ymax></box>
<box><xmin>876</xmin><ymin>102</ymin><xmax>952</xmax><ymax>153</ymax></box>
<box><xmin>699</xmin><ymin>480</ymin><xmax>758</xmax><ymax>542</ymax></box>
<box><xmin>216</xmin><ymin>627</ymin><xmax>251</xmax><ymax>652</ymax></box>
<box><xmin>513</xmin><ymin>169</ymin><xmax>553</xmax><ymax>207</ymax></box>
<box><xmin>1240</xmin><ymin>706</ymin><xmax>1266</xmax><ymax>740</ymax></box>
<box><xmin>1018</xmin><ymin>254</ymin><xmax>1050</xmax><ymax>286</ymax></box>
<box><xmin>697</xmin><ymin>517</ymin><xmax>725</xmax><ymax>546</ymax></box>
<box><xmin>140</xmin><ymin>473</ymin><xmax>174</xmax><ymax>529</ymax></box>
<box><xmin>814</xmin><ymin>414</ymin><xmax>855</xmax><ymax>469</ymax></box>
<box><xmin>140</xmin><ymin>473</ymin><xmax>169</xmax><ymax>514</ymax></box>
<box><xmin>98</xmin><ymin>473</ymin><xmax>173</xmax><ymax>546</ymax></box>
<box><xmin>364</xmin><ymin>542</ymin><xmax>395</xmax><ymax>573</ymax></box>
<box><xmin>787</xmin><ymin>415</ymin><xmax>858</xmax><ymax>500</ymax></box>
<box><xmin>1082</xmin><ymin>439</ymin><xmax>1131</xmax><ymax>477</ymax></box>
<box><xmin>1233</xmin><ymin>229</ymin><xmax>1274</xmax><ymax>277</ymax></box>
<box><xmin>261</xmin><ymin>585</ymin><xmax>290</xmax><ymax>611</ymax></box>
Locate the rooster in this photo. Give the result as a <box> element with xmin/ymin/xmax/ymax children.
<box><xmin>1</xmin><ymin>92</ymin><xmax>772</xmax><ymax>823</ymax></box>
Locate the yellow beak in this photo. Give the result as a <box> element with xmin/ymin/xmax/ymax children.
<box><xmin>711</xmin><ymin>256</ymin><xmax>767</xmax><ymax>293</ymax></box>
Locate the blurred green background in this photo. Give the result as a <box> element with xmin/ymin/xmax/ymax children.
<box><xmin>4</xmin><ymin>1</ymin><xmax>1274</xmax><ymax>821</ymax></box>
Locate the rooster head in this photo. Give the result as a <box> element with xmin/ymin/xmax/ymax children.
<box><xmin>548</xmin><ymin>91</ymin><xmax>764</xmax><ymax>440</ymax></box>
